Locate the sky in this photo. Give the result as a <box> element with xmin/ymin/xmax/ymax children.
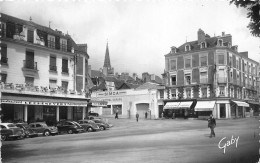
<box><xmin>1</xmin><ymin>0</ymin><xmax>259</xmax><ymax>77</ymax></box>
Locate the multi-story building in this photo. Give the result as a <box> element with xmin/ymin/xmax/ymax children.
<box><xmin>0</xmin><ymin>13</ymin><xmax>90</xmax><ymax>124</ymax></box>
<box><xmin>163</xmin><ymin>29</ymin><xmax>259</xmax><ymax>119</ymax></box>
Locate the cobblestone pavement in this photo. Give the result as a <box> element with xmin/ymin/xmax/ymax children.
<box><xmin>2</xmin><ymin>117</ymin><xmax>259</xmax><ymax>163</ymax></box>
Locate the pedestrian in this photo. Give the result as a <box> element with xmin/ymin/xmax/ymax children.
<box><xmin>161</xmin><ymin>112</ymin><xmax>164</xmax><ymax>119</ymax></box>
<box><xmin>115</xmin><ymin>109</ymin><xmax>119</xmax><ymax>119</ymax></box>
<box><xmin>208</xmin><ymin>114</ymin><xmax>216</xmax><ymax>138</ymax></box>
<box><xmin>136</xmin><ymin>112</ymin><xmax>139</xmax><ymax>122</ymax></box>
<box><xmin>172</xmin><ymin>112</ymin><xmax>175</xmax><ymax>119</ymax></box>
<box><xmin>145</xmin><ymin>111</ymin><xmax>148</xmax><ymax>119</ymax></box>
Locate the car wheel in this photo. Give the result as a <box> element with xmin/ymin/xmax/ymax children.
<box><xmin>67</xmin><ymin>129</ymin><xmax>73</xmax><ymax>134</ymax></box>
<box><xmin>87</xmin><ymin>127</ymin><xmax>93</xmax><ymax>132</ymax></box>
<box><xmin>44</xmin><ymin>130</ymin><xmax>50</xmax><ymax>136</ymax></box>
<box><xmin>1</xmin><ymin>135</ymin><xmax>7</xmax><ymax>141</ymax></box>
<box><xmin>100</xmin><ymin>126</ymin><xmax>105</xmax><ymax>131</ymax></box>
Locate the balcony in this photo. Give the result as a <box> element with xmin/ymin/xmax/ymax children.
<box><xmin>217</xmin><ymin>77</ymin><xmax>227</xmax><ymax>83</ymax></box>
<box><xmin>49</xmin><ymin>65</ymin><xmax>57</xmax><ymax>72</ymax></box>
<box><xmin>62</xmin><ymin>67</ymin><xmax>69</xmax><ymax>74</ymax></box>
<box><xmin>1</xmin><ymin>57</ymin><xmax>8</xmax><ymax>65</ymax></box>
<box><xmin>23</xmin><ymin>60</ymin><xmax>37</xmax><ymax>70</ymax></box>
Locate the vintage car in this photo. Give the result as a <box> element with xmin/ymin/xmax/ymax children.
<box><xmin>29</xmin><ymin>122</ymin><xmax>58</xmax><ymax>136</ymax></box>
<box><xmin>77</xmin><ymin>120</ymin><xmax>100</xmax><ymax>132</ymax></box>
<box><xmin>91</xmin><ymin>119</ymin><xmax>113</xmax><ymax>130</ymax></box>
<box><xmin>56</xmin><ymin>120</ymin><xmax>85</xmax><ymax>134</ymax></box>
<box><xmin>0</xmin><ymin>123</ymin><xmax>24</xmax><ymax>141</ymax></box>
<box><xmin>85</xmin><ymin>115</ymin><xmax>102</xmax><ymax>120</ymax></box>
<box><xmin>88</xmin><ymin>111</ymin><xmax>99</xmax><ymax>117</ymax></box>
<box><xmin>16</xmin><ymin>123</ymin><xmax>38</xmax><ymax>138</ymax></box>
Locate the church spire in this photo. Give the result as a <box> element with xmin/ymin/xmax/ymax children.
<box><xmin>103</xmin><ymin>41</ymin><xmax>111</xmax><ymax>68</ymax></box>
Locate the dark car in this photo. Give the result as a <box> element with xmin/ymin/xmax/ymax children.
<box><xmin>85</xmin><ymin>115</ymin><xmax>102</xmax><ymax>120</ymax></box>
<box><xmin>57</xmin><ymin>121</ymin><xmax>84</xmax><ymax>134</ymax></box>
<box><xmin>78</xmin><ymin>120</ymin><xmax>100</xmax><ymax>132</ymax></box>
<box><xmin>0</xmin><ymin>123</ymin><xmax>24</xmax><ymax>141</ymax></box>
<box><xmin>16</xmin><ymin>123</ymin><xmax>38</xmax><ymax>138</ymax></box>
<box><xmin>91</xmin><ymin>119</ymin><xmax>113</xmax><ymax>130</ymax></box>
<box><xmin>29</xmin><ymin>122</ymin><xmax>58</xmax><ymax>136</ymax></box>
<box><xmin>88</xmin><ymin>111</ymin><xmax>99</xmax><ymax>117</ymax></box>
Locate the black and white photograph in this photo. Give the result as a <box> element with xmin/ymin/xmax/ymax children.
<box><xmin>0</xmin><ymin>0</ymin><xmax>260</xmax><ymax>163</ymax></box>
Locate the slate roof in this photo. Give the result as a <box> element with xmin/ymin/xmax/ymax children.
<box><xmin>91</xmin><ymin>70</ymin><xmax>105</xmax><ymax>78</ymax></box>
<box><xmin>136</xmin><ymin>82</ymin><xmax>165</xmax><ymax>90</ymax></box>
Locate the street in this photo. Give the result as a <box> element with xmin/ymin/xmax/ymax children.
<box><xmin>1</xmin><ymin>117</ymin><xmax>259</xmax><ymax>163</ymax></box>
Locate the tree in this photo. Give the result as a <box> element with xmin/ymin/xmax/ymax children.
<box><xmin>230</xmin><ymin>0</ymin><xmax>260</xmax><ymax>37</ymax></box>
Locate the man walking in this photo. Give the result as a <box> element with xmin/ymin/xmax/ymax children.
<box><xmin>115</xmin><ymin>109</ymin><xmax>119</xmax><ymax>119</ymax></box>
<box><xmin>136</xmin><ymin>112</ymin><xmax>139</xmax><ymax>122</ymax></box>
<box><xmin>208</xmin><ymin>114</ymin><xmax>216</xmax><ymax>138</ymax></box>
<box><xmin>145</xmin><ymin>111</ymin><xmax>148</xmax><ymax>119</ymax></box>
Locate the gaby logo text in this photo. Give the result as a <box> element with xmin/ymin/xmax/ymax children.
<box><xmin>218</xmin><ymin>135</ymin><xmax>239</xmax><ymax>154</ymax></box>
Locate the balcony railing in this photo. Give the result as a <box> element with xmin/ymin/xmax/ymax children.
<box><xmin>1</xmin><ymin>57</ymin><xmax>8</xmax><ymax>64</ymax></box>
<box><xmin>23</xmin><ymin>60</ymin><xmax>37</xmax><ymax>70</ymax></box>
<box><xmin>49</xmin><ymin>65</ymin><xmax>57</xmax><ymax>72</ymax></box>
<box><xmin>217</xmin><ymin>77</ymin><xmax>227</xmax><ymax>83</ymax></box>
<box><xmin>62</xmin><ymin>67</ymin><xmax>69</xmax><ymax>73</ymax></box>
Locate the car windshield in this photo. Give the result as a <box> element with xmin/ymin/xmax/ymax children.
<box><xmin>73</xmin><ymin>122</ymin><xmax>82</xmax><ymax>127</ymax></box>
<box><xmin>7</xmin><ymin>124</ymin><xmax>17</xmax><ymax>128</ymax></box>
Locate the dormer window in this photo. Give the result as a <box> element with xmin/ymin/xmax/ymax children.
<box><xmin>217</xmin><ymin>39</ymin><xmax>223</xmax><ymax>46</ymax></box>
<box><xmin>185</xmin><ymin>44</ymin><xmax>191</xmax><ymax>52</ymax></box>
<box><xmin>170</xmin><ymin>46</ymin><xmax>176</xmax><ymax>54</ymax></box>
<box><xmin>200</xmin><ymin>42</ymin><xmax>207</xmax><ymax>49</ymax></box>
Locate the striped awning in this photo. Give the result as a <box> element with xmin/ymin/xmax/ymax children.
<box><xmin>195</xmin><ymin>101</ymin><xmax>216</xmax><ymax>111</ymax></box>
<box><xmin>163</xmin><ymin>102</ymin><xmax>180</xmax><ymax>110</ymax></box>
<box><xmin>232</xmin><ymin>101</ymin><xmax>249</xmax><ymax>107</ymax></box>
<box><xmin>178</xmin><ymin>101</ymin><xmax>193</xmax><ymax>108</ymax></box>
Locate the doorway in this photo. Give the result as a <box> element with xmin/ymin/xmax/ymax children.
<box><xmin>220</xmin><ymin>104</ymin><xmax>226</xmax><ymax>118</ymax></box>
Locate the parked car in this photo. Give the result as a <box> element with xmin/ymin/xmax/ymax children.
<box><xmin>56</xmin><ymin>121</ymin><xmax>84</xmax><ymax>134</ymax></box>
<box><xmin>85</xmin><ymin>115</ymin><xmax>102</xmax><ymax>120</ymax></box>
<box><xmin>77</xmin><ymin>120</ymin><xmax>100</xmax><ymax>132</ymax></box>
<box><xmin>88</xmin><ymin>111</ymin><xmax>99</xmax><ymax>117</ymax></box>
<box><xmin>0</xmin><ymin>123</ymin><xmax>24</xmax><ymax>141</ymax></box>
<box><xmin>16</xmin><ymin>123</ymin><xmax>38</xmax><ymax>138</ymax></box>
<box><xmin>29</xmin><ymin>122</ymin><xmax>58</xmax><ymax>136</ymax></box>
<box><xmin>91</xmin><ymin>119</ymin><xmax>113</xmax><ymax>130</ymax></box>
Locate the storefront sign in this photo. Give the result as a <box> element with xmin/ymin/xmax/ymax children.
<box><xmin>92</xmin><ymin>101</ymin><xmax>107</xmax><ymax>107</ymax></box>
<box><xmin>102</xmin><ymin>98</ymin><xmax>122</xmax><ymax>102</ymax></box>
<box><xmin>97</xmin><ymin>91</ymin><xmax>127</xmax><ymax>97</ymax></box>
<box><xmin>1</xmin><ymin>100</ymin><xmax>88</xmax><ymax>106</ymax></box>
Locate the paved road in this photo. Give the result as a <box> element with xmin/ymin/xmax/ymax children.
<box><xmin>2</xmin><ymin>117</ymin><xmax>259</xmax><ymax>163</ymax></box>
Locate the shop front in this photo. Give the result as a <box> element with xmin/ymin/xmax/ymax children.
<box><xmin>163</xmin><ymin>100</ymin><xmax>195</xmax><ymax>119</ymax></box>
<box><xmin>194</xmin><ymin>101</ymin><xmax>216</xmax><ymax>119</ymax></box>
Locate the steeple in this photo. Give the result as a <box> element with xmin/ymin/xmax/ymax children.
<box><xmin>103</xmin><ymin>41</ymin><xmax>111</xmax><ymax>68</ymax></box>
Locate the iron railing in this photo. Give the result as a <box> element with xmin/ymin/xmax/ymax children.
<box><xmin>23</xmin><ymin>60</ymin><xmax>37</xmax><ymax>70</ymax></box>
<box><xmin>49</xmin><ymin>65</ymin><xmax>57</xmax><ymax>72</ymax></box>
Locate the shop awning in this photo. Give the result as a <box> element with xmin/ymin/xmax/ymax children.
<box><xmin>247</xmin><ymin>101</ymin><xmax>260</xmax><ymax>105</ymax></box>
<box><xmin>232</xmin><ymin>101</ymin><xmax>249</xmax><ymax>107</ymax></box>
<box><xmin>178</xmin><ymin>101</ymin><xmax>193</xmax><ymax>108</ymax></box>
<box><xmin>1</xmin><ymin>94</ymin><xmax>89</xmax><ymax>106</ymax></box>
<box><xmin>163</xmin><ymin>102</ymin><xmax>180</xmax><ymax>109</ymax></box>
<box><xmin>195</xmin><ymin>101</ymin><xmax>216</xmax><ymax>111</ymax></box>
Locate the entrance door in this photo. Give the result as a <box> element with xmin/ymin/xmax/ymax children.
<box><xmin>28</xmin><ymin>105</ymin><xmax>35</xmax><ymax>123</ymax></box>
<box><xmin>1</xmin><ymin>104</ymin><xmax>14</xmax><ymax>122</ymax></box>
<box><xmin>59</xmin><ymin>106</ymin><xmax>67</xmax><ymax>120</ymax></box>
<box><xmin>136</xmin><ymin>103</ymin><xmax>149</xmax><ymax>119</ymax></box>
<box><xmin>220</xmin><ymin>104</ymin><xmax>226</xmax><ymax>118</ymax></box>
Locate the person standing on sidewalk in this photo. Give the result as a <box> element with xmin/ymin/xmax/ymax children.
<box><xmin>136</xmin><ymin>112</ymin><xmax>139</xmax><ymax>122</ymax></box>
<box><xmin>115</xmin><ymin>109</ymin><xmax>119</xmax><ymax>119</ymax></box>
<box><xmin>145</xmin><ymin>111</ymin><xmax>148</xmax><ymax>119</ymax></box>
<box><xmin>208</xmin><ymin>114</ymin><xmax>216</xmax><ymax>138</ymax></box>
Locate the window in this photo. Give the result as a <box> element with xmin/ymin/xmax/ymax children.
<box><xmin>48</xmin><ymin>35</ymin><xmax>55</xmax><ymax>49</ymax></box>
<box><xmin>200</xmin><ymin>55</ymin><xmax>207</xmax><ymax>67</ymax></box>
<box><xmin>230</xmin><ymin>87</ymin><xmax>234</xmax><ymax>98</ymax></box>
<box><xmin>184</xmin><ymin>57</ymin><xmax>191</xmax><ymax>68</ymax></box>
<box><xmin>49</xmin><ymin>56</ymin><xmax>57</xmax><ymax>71</ymax></box>
<box><xmin>171</xmin><ymin>88</ymin><xmax>176</xmax><ymax>98</ymax></box>
<box><xmin>62</xmin><ymin>81</ymin><xmax>68</xmax><ymax>90</ymax></box>
<box><xmin>218</xmin><ymin>54</ymin><xmax>225</xmax><ymax>64</ymax></box>
<box><xmin>201</xmin><ymin>42</ymin><xmax>206</xmax><ymax>49</ymax></box>
<box><xmin>1</xmin><ymin>45</ymin><xmax>8</xmax><ymax>64</ymax></box>
<box><xmin>171</xmin><ymin>75</ymin><xmax>176</xmax><ymax>85</ymax></box>
<box><xmin>229</xmin><ymin>56</ymin><xmax>232</xmax><ymax>67</ymax></box>
<box><xmin>27</xmin><ymin>29</ymin><xmax>34</xmax><ymax>43</ymax></box>
<box><xmin>248</xmin><ymin>65</ymin><xmax>251</xmax><ymax>74</ymax></box>
<box><xmin>185</xmin><ymin>73</ymin><xmax>191</xmax><ymax>85</ymax></box>
<box><xmin>219</xmin><ymin>86</ymin><xmax>225</xmax><ymax>96</ymax></box>
<box><xmin>237</xmin><ymin>88</ymin><xmax>240</xmax><ymax>99</ymax></box>
<box><xmin>62</xmin><ymin>58</ymin><xmax>69</xmax><ymax>73</ymax></box>
<box><xmin>60</xmin><ymin>39</ymin><xmax>67</xmax><ymax>52</ymax></box>
<box><xmin>201</xmin><ymin>87</ymin><xmax>207</xmax><ymax>98</ymax></box>
<box><xmin>170</xmin><ymin>59</ymin><xmax>177</xmax><ymax>70</ymax></box>
<box><xmin>25</xmin><ymin>77</ymin><xmax>34</xmax><ymax>86</ymax></box>
<box><xmin>236</xmin><ymin>60</ymin><xmax>239</xmax><ymax>69</ymax></box>
<box><xmin>49</xmin><ymin>79</ymin><xmax>57</xmax><ymax>89</ymax></box>
<box><xmin>0</xmin><ymin>73</ymin><xmax>7</xmax><ymax>83</ymax></box>
<box><xmin>25</xmin><ymin>51</ymin><xmax>35</xmax><ymax>69</ymax></box>
<box><xmin>185</xmin><ymin>45</ymin><xmax>190</xmax><ymax>51</ymax></box>
<box><xmin>237</xmin><ymin>73</ymin><xmax>240</xmax><ymax>84</ymax></box>
<box><xmin>218</xmin><ymin>39</ymin><xmax>223</xmax><ymax>46</ymax></box>
<box><xmin>200</xmin><ymin>71</ymin><xmax>208</xmax><ymax>83</ymax></box>
<box><xmin>36</xmin><ymin>124</ymin><xmax>41</xmax><ymax>128</ymax></box>
<box><xmin>159</xmin><ymin>90</ymin><xmax>164</xmax><ymax>99</ymax></box>
<box><xmin>244</xmin><ymin>63</ymin><xmax>247</xmax><ymax>73</ymax></box>
<box><xmin>230</xmin><ymin>71</ymin><xmax>233</xmax><ymax>82</ymax></box>
<box><xmin>186</xmin><ymin>88</ymin><xmax>191</xmax><ymax>98</ymax></box>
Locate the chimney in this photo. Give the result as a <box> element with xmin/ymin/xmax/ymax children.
<box><xmin>170</xmin><ymin>46</ymin><xmax>176</xmax><ymax>54</ymax></box>
<box><xmin>198</xmin><ymin>28</ymin><xmax>205</xmax><ymax>43</ymax></box>
<box><xmin>231</xmin><ymin>45</ymin><xmax>238</xmax><ymax>52</ymax></box>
